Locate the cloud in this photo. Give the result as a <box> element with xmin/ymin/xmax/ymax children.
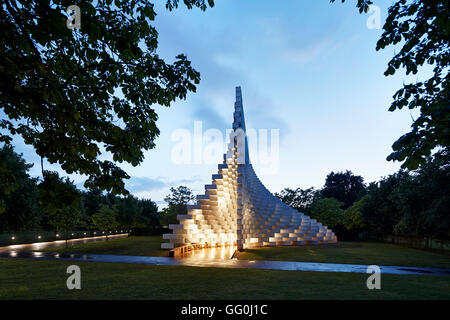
<box><xmin>126</xmin><ymin>177</ymin><xmax>167</xmax><ymax>193</ymax></box>
<box><xmin>125</xmin><ymin>176</ymin><xmax>201</xmax><ymax>194</ymax></box>
<box><xmin>243</xmin><ymin>88</ymin><xmax>291</xmax><ymax>137</ymax></box>
<box><xmin>247</xmin><ymin>10</ymin><xmax>348</xmax><ymax>66</ymax></box>
<box><xmin>283</xmin><ymin>37</ymin><xmax>334</xmax><ymax>64</ymax></box>
<box><xmin>191</xmin><ymin>103</ymin><xmax>228</xmax><ymax>130</ymax></box>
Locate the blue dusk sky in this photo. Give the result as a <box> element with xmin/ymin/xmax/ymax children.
<box><xmin>9</xmin><ymin>0</ymin><xmax>424</xmax><ymax>206</ymax></box>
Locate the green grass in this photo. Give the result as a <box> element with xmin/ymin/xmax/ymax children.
<box><xmin>0</xmin><ymin>258</ymin><xmax>449</xmax><ymax>299</ymax></box>
<box><xmin>40</xmin><ymin>236</ymin><xmax>168</xmax><ymax>257</ymax></box>
<box><xmin>237</xmin><ymin>242</ymin><xmax>450</xmax><ymax>268</ymax></box>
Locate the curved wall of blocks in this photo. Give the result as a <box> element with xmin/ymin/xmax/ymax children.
<box><xmin>238</xmin><ymin>164</ymin><xmax>337</xmax><ymax>248</ymax></box>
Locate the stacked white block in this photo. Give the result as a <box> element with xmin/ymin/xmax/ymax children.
<box><xmin>161</xmin><ymin>87</ymin><xmax>337</xmax><ymax>250</ymax></box>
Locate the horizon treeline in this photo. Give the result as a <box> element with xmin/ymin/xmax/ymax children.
<box><xmin>276</xmin><ymin>150</ymin><xmax>449</xmax><ymax>249</ymax></box>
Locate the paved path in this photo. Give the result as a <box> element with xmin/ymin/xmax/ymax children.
<box><xmin>1</xmin><ymin>245</ymin><xmax>449</xmax><ymax>276</ymax></box>
<box><xmin>0</xmin><ymin>233</ymin><xmax>129</xmax><ymax>254</ymax></box>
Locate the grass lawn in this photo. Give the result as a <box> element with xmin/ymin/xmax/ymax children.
<box><xmin>237</xmin><ymin>242</ymin><xmax>450</xmax><ymax>269</ymax></box>
<box><xmin>0</xmin><ymin>258</ymin><xmax>449</xmax><ymax>299</ymax></box>
<box><xmin>40</xmin><ymin>236</ymin><xmax>168</xmax><ymax>257</ymax></box>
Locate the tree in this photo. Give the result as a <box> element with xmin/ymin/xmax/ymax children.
<box><xmin>38</xmin><ymin>170</ymin><xmax>81</xmax><ymax>215</ymax></box>
<box><xmin>49</xmin><ymin>204</ymin><xmax>86</xmax><ymax>247</ymax></box>
<box><xmin>46</xmin><ymin>174</ymin><xmax>86</xmax><ymax>247</ymax></box>
<box><xmin>321</xmin><ymin>170</ymin><xmax>366</xmax><ymax>209</ymax></box>
<box><xmin>138</xmin><ymin>198</ymin><xmax>161</xmax><ymax>229</ymax></box>
<box><xmin>0</xmin><ymin>144</ymin><xmax>42</xmax><ymax>231</ymax></box>
<box><xmin>310</xmin><ymin>198</ymin><xmax>345</xmax><ymax>229</ymax></box>
<box><xmin>81</xmin><ymin>187</ymin><xmax>109</xmax><ymax>217</ymax></box>
<box><xmin>361</xmin><ymin>171</ymin><xmax>409</xmax><ymax>240</ymax></box>
<box><xmin>164</xmin><ymin>186</ymin><xmax>195</xmax><ymax>205</ymax></box>
<box><xmin>91</xmin><ymin>204</ymin><xmax>119</xmax><ymax>240</ymax></box>
<box><xmin>275</xmin><ymin>187</ymin><xmax>319</xmax><ymax>214</ymax></box>
<box><xmin>0</xmin><ymin>0</ymin><xmax>214</xmax><ymax>197</ymax></box>
<box><xmin>332</xmin><ymin>0</ymin><xmax>449</xmax><ymax>169</ymax></box>
<box><xmin>106</xmin><ymin>192</ymin><xmax>118</xmax><ymax>206</ymax></box>
<box><xmin>391</xmin><ymin>150</ymin><xmax>450</xmax><ymax>248</ymax></box>
<box><xmin>115</xmin><ymin>195</ymin><xmax>143</xmax><ymax>229</ymax></box>
<box><xmin>161</xmin><ymin>203</ymin><xmax>187</xmax><ymax>227</ymax></box>
<box><xmin>161</xmin><ymin>185</ymin><xmax>194</xmax><ymax>227</ymax></box>
<box><xmin>343</xmin><ymin>195</ymin><xmax>368</xmax><ymax>231</ymax></box>
<box><xmin>0</xmin><ymin>144</ymin><xmax>34</xmax><ymax>213</ymax></box>
<box><xmin>418</xmin><ymin>150</ymin><xmax>450</xmax><ymax>248</ymax></box>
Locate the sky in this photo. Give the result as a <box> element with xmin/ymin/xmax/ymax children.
<box><xmin>8</xmin><ymin>0</ymin><xmax>423</xmax><ymax>206</ymax></box>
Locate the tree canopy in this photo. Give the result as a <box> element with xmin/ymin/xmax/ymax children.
<box><xmin>276</xmin><ymin>151</ymin><xmax>448</xmax><ymax>247</ymax></box>
<box><xmin>310</xmin><ymin>198</ymin><xmax>345</xmax><ymax>229</ymax></box>
<box><xmin>0</xmin><ymin>145</ymin><xmax>41</xmax><ymax>229</ymax></box>
<box><xmin>321</xmin><ymin>170</ymin><xmax>366</xmax><ymax>209</ymax></box>
<box><xmin>91</xmin><ymin>204</ymin><xmax>119</xmax><ymax>239</ymax></box>
<box><xmin>164</xmin><ymin>186</ymin><xmax>195</xmax><ymax>205</ymax></box>
<box><xmin>331</xmin><ymin>0</ymin><xmax>449</xmax><ymax>169</ymax></box>
<box><xmin>161</xmin><ymin>185</ymin><xmax>194</xmax><ymax>226</ymax></box>
<box><xmin>275</xmin><ymin>187</ymin><xmax>318</xmax><ymax>214</ymax></box>
<box><xmin>0</xmin><ymin>0</ymin><xmax>214</xmax><ymax>197</ymax></box>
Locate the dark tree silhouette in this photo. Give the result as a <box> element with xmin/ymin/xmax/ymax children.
<box><xmin>0</xmin><ymin>0</ymin><xmax>214</xmax><ymax>201</ymax></box>
<box><xmin>321</xmin><ymin>170</ymin><xmax>366</xmax><ymax>209</ymax></box>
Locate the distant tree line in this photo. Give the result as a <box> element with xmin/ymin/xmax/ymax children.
<box><xmin>0</xmin><ymin>144</ymin><xmax>182</xmax><ymax>237</ymax></box>
<box><xmin>276</xmin><ymin>150</ymin><xmax>450</xmax><ymax>249</ymax></box>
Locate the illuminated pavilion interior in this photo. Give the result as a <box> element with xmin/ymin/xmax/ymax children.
<box><xmin>161</xmin><ymin>87</ymin><xmax>337</xmax><ymax>250</ymax></box>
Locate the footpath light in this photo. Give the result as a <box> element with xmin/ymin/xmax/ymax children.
<box><xmin>83</xmin><ymin>232</ymin><xmax>86</xmax><ymax>235</ymax></box>
<box><xmin>56</xmin><ymin>234</ymin><xmax>60</xmax><ymax>237</ymax></box>
<box><xmin>11</xmin><ymin>236</ymin><xmax>15</xmax><ymax>240</ymax></box>
<box><xmin>37</xmin><ymin>235</ymin><xmax>41</xmax><ymax>239</ymax></box>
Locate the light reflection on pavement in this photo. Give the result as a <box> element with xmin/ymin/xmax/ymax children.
<box><xmin>0</xmin><ymin>233</ymin><xmax>129</xmax><ymax>254</ymax></box>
